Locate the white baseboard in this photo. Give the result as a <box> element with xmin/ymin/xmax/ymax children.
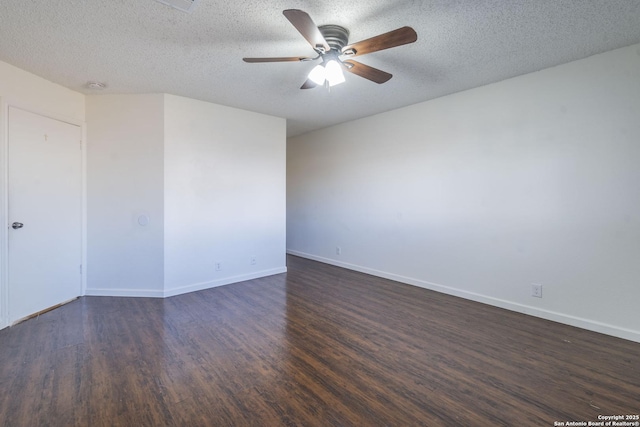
<box><xmin>163</xmin><ymin>267</ymin><xmax>287</xmax><ymax>298</ymax></box>
<box><xmin>287</xmin><ymin>250</ymin><xmax>640</xmax><ymax>344</ymax></box>
<box><xmin>84</xmin><ymin>267</ymin><xmax>288</xmax><ymax>299</ymax></box>
<box><xmin>84</xmin><ymin>287</ymin><xmax>165</xmax><ymax>298</ymax></box>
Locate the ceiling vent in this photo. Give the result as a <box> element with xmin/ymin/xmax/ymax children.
<box><xmin>154</xmin><ymin>0</ymin><xmax>200</xmax><ymax>13</ymax></box>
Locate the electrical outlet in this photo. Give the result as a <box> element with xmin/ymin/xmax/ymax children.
<box><xmin>336</xmin><ymin>246</ymin><xmax>341</xmax><ymax>255</ymax></box>
<box><xmin>531</xmin><ymin>283</ymin><xmax>542</xmax><ymax>298</ymax></box>
<box><xmin>250</xmin><ymin>256</ymin><xmax>256</xmax><ymax>265</ymax></box>
<box><xmin>215</xmin><ymin>262</ymin><xmax>221</xmax><ymax>271</ymax></box>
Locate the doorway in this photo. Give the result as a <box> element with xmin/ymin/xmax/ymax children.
<box><xmin>7</xmin><ymin>106</ymin><xmax>83</xmax><ymax>323</ymax></box>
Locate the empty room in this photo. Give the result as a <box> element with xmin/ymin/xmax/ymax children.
<box><xmin>1</xmin><ymin>1</ymin><xmax>639</xmax><ymax>426</ymax></box>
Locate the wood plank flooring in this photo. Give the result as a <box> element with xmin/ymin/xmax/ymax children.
<box><xmin>1</xmin><ymin>255</ymin><xmax>638</xmax><ymax>426</ymax></box>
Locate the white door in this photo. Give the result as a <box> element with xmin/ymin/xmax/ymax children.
<box><xmin>8</xmin><ymin>107</ymin><xmax>82</xmax><ymax>323</ymax></box>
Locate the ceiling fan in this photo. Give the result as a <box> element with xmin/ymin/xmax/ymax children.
<box><xmin>243</xmin><ymin>9</ymin><xmax>418</xmax><ymax>89</ymax></box>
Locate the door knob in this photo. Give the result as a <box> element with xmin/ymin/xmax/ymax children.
<box><xmin>11</xmin><ymin>222</ymin><xmax>23</xmax><ymax>229</ymax></box>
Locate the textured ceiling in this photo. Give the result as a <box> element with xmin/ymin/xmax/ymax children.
<box><xmin>1</xmin><ymin>1</ymin><xmax>640</xmax><ymax>136</ymax></box>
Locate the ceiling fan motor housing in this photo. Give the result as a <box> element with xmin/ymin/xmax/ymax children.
<box><xmin>319</xmin><ymin>25</ymin><xmax>349</xmax><ymax>52</ymax></box>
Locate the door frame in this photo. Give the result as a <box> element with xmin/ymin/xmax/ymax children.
<box><xmin>0</xmin><ymin>98</ymin><xmax>87</xmax><ymax>329</ymax></box>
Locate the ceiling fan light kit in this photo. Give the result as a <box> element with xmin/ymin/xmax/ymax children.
<box><xmin>308</xmin><ymin>64</ymin><xmax>326</xmax><ymax>85</ymax></box>
<box><xmin>308</xmin><ymin>54</ymin><xmax>346</xmax><ymax>87</ymax></box>
<box><xmin>242</xmin><ymin>9</ymin><xmax>417</xmax><ymax>90</ymax></box>
<box><xmin>324</xmin><ymin>60</ymin><xmax>345</xmax><ymax>86</ymax></box>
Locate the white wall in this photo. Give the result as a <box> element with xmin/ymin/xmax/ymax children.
<box><xmin>0</xmin><ymin>61</ymin><xmax>85</xmax><ymax>121</ymax></box>
<box><xmin>85</xmin><ymin>93</ymin><xmax>286</xmax><ymax>298</ymax></box>
<box><xmin>0</xmin><ymin>60</ymin><xmax>85</xmax><ymax>329</ymax></box>
<box><xmin>163</xmin><ymin>94</ymin><xmax>286</xmax><ymax>296</ymax></box>
<box><xmin>86</xmin><ymin>94</ymin><xmax>165</xmax><ymax>296</ymax></box>
<box><xmin>287</xmin><ymin>43</ymin><xmax>640</xmax><ymax>342</ymax></box>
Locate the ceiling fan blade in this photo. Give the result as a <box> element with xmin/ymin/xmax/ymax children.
<box><xmin>343</xmin><ymin>60</ymin><xmax>392</xmax><ymax>84</ymax></box>
<box><xmin>341</xmin><ymin>26</ymin><xmax>417</xmax><ymax>57</ymax></box>
<box><xmin>283</xmin><ymin>9</ymin><xmax>330</xmax><ymax>53</ymax></box>
<box><xmin>243</xmin><ymin>56</ymin><xmax>313</xmax><ymax>63</ymax></box>
<box><xmin>300</xmin><ymin>79</ymin><xmax>318</xmax><ymax>89</ymax></box>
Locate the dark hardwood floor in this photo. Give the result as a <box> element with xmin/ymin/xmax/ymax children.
<box><xmin>1</xmin><ymin>255</ymin><xmax>638</xmax><ymax>426</ymax></box>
